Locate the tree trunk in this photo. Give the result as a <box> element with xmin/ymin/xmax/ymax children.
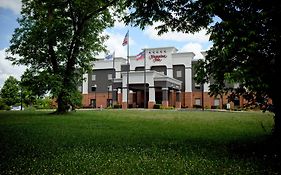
<box><xmin>56</xmin><ymin>90</ymin><xmax>69</xmax><ymax>114</ymax></box>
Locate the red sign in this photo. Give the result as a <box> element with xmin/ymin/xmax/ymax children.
<box><xmin>149</xmin><ymin>54</ymin><xmax>167</xmax><ymax>62</ymax></box>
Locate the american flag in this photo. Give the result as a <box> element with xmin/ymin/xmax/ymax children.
<box><xmin>135</xmin><ymin>51</ymin><xmax>145</xmax><ymax>61</ymax></box>
<box><xmin>122</xmin><ymin>31</ymin><xmax>129</xmax><ymax>46</ymax></box>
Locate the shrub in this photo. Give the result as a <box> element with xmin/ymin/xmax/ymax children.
<box><xmin>153</xmin><ymin>104</ymin><xmax>161</xmax><ymax>109</ymax></box>
<box><xmin>0</xmin><ymin>99</ymin><xmax>10</xmax><ymax>110</ymax></box>
<box><xmin>193</xmin><ymin>105</ymin><xmax>202</xmax><ymax>108</ymax></box>
<box><xmin>211</xmin><ymin>106</ymin><xmax>219</xmax><ymax>109</ymax></box>
<box><xmin>113</xmin><ymin>104</ymin><xmax>122</xmax><ymax>109</ymax></box>
<box><xmin>160</xmin><ymin>106</ymin><xmax>174</xmax><ymax>110</ymax></box>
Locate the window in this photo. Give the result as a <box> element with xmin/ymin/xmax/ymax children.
<box><xmin>176</xmin><ymin>70</ymin><xmax>182</xmax><ymax>77</ymax></box>
<box><xmin>195</xmin><ymin>83</ymin><xmax>201</xmax><ymax>88</ymax></box>
<box><xmin>194</xmin><ymin>73</ymin><xmax>201</xmax><ymax>88</ymax></box>
<box><xmin>90</xmin><ymin>99</ymin><xmax>96</xmax><ymax>108</ymax></box>
<box><xmin>214</xmin><ymin>98</ymin><xmax>220</xmax><ymax>106</ymax></box>
<box><xmin>91</xmin><ymin>74</ymin><xmax>96</xmax><ymax>81</ymax></box>
<box><xmin>108</xmin><ymin>73</ymin><xmax>112</xmax><ymax>80</ymax></box>
<box><xmin>195</xmin><ymin>98</ymin><xmax>201</xmax><ymax>105</ymax></box>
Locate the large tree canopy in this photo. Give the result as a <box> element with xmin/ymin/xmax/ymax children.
<box><xmin>7</xmin><ymin>0</ymin><xmax>123</xmax><ymax>113</ymax></box>
<box><xmin>124</xmin><ymin>0</ymin><xmax>281</xmax><ymax>135</ymax></box>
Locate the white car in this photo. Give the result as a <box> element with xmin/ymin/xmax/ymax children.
<box><xmin>10</xmin><ymin>105</ymin><xmax>24</xmax><ymax>111</ymax></box>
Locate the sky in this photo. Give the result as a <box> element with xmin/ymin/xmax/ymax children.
<box><xmin>0</xmin><ymin>0</ymin><xmax>212</xmax><ymax>88</ymax></box>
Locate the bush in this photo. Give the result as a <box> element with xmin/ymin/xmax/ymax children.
<box><xmin>113</xmin><ymin>104</ymin><xmax>122</xmax><ymax>109</ymax></box>
<box><xmin>24</xmin><ymin>106</ymin><xmax>37</xmax><ymax>111</ymax></box>
<box><xmin>0</xmin><ymin>99</ymin><xmax>10</xmax><ymax>110</ymax></box>
<box><xmin>193</xmin><ymin>105</ymin><xmax>202</xmax><ymax>108</ymax></box>
<box><xmin>211</xmin><ymin>106</ymin><xmax>219</xmax><ymax>109</ymax></box>
<box><xmin>160</xmin><ymin>106</ymin><xmax>174</xmax><ymax>110</ymax></box>
<box><xmin>153</xmin><ymin>104</ymin><xmax>161</xmax><ymax>109</ymax></box>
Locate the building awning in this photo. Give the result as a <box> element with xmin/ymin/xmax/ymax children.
<box><xmin>114</xmin><ymin>70</ymin><xmax>182</xmax><ymax>90</ymax></box>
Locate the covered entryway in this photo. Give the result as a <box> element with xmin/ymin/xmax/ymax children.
<box><xmin>112</xmin><ymin>70</ymin><xmax>182</xmax><ymax>109</ymax></box>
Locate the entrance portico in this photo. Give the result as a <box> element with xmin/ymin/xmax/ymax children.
<box><xmin>113</xmin><ymin>70</ymin><xmax>182</xmax><ymax>109</ymax></box>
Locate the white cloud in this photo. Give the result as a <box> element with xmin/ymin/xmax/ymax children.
<box><xmin>180</xmin><ymin>43</ymin><xmax>205</xmax><ymax>59</ymax></box>
<box><xmin>144</xmin><ymin>22</ymin><xmax>210</xmax><ymax>43</ymax></box>
<box><xmin>113</xmin><ymin>17</ymin><xmax>127</xmax><ymax>29</ymax></box>
<box><xmin>0</xmin><ymin>48</ymin><xmax>26</xmax><ymax>88</ymax></box>
<box><xmin>100</xmin><ymin>31</ymin><xmax>135</xmax><ymax>58</ymax></box>
<box><xmin>0</xmin><ymin>0</ymin><xmax>22</xmax><ymax>14</ymax></box>
<box><xmin>113</xmin><ymin>20</ymin><xmax>126</xmax><ymax>28</ymax></box>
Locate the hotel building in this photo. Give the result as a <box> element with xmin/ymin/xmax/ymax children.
<box><xmin>81</xmin><ymin>46</ymin><xmax>243</xmax><ymax>109</ymax></box>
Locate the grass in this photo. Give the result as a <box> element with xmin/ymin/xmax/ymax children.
<box><xmin>0</xmin><ymin>110</ymin><xmax>280</xmax><ymax>174</ymax></box>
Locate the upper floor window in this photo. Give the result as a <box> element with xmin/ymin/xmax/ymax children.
<box><xmin>108</xmin><ymin>73</ymin><xmax>112</xmax><ymax>80</ymax></box>
<box><xmin>195</xmin><ymin>83</ymin><xmax>201</xmax><ymax>88</ymax></box>
<box><xmin>176</xmin><ymin>70</ymin><xmax>182</xmax><ymax>77</ymax></box>
<box><xmin>91</xmin><ymin>74</ymin><xmax>96</xmax><ymax>81</ymax></box>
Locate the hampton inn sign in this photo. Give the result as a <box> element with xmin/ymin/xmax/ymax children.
<box><xmin>149</xmin><ymin>54</ymin><xmax>167</xmax><ymax>62</ymax></box>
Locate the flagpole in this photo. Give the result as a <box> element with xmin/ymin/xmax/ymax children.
<box><xmin>143</xmin><ymin>49</ymin><xmax>146</xmax><ymax>109</ymax></box>
<box><xmin>112</xmin><ymin>51</ymin><xmax>115</xmax><ymax>107</ymax></box>
<box><xmin>113</xmin><ymin>51</ymin><xmax>115</xmax><ymax>74</ymax></box>
<box><xmin>126</xmin><ymin>30</ymin><xmax>129</xmax><ymax>108</ymax></box>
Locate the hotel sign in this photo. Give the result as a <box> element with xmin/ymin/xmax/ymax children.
<box><xmin>149</xmin><ymin>54</ymin><xmax>167</xmax><ymax>62</ymax></box>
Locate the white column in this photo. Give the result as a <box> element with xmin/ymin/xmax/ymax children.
<box><xmin>82</xmin><ymin>74</ymin><xmax>88</xmax><ymax>94</ymax></box>
<box><xmin>147</xmin><ymin>75</ymin><xmax>155</xmax><ymax>102</ymax></box>
<box><xmin>116</xmin><ymin>72</ymin><xmax>121</xmax><ymax>79</ymax></box>
<box><xmin>185</xmin><ymin>68</ymin><xmax>192</xmax><ymax>92</ymax></box>
<box><xmin>122</xmin><ymin>88</ymin><xmax>127</xmax><ymax>102</ymax></box>
<box><xmin>122</xmin><ymin>73</ymin><xmax>128</xmax><ymax>102</ymax></box>
<box><xmin>149</xmin><ymin>86</ymin><xmax>155</xmax><ymax>102</ymax></box>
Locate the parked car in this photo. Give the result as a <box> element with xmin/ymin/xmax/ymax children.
<box><xmin>10</xmin><ymin>105</ymin><xmax>24</xmax><ymax>111</ymax></box>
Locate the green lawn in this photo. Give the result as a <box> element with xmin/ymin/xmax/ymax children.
<box><xmin>0</xmin><ymin>110</ymin><xmax>279</xmax><ymax>174</ymax></box>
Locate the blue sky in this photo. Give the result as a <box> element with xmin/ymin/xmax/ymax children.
<box><xmin>0</xmin><ymin>0</ymin><xmax>212</xmax><ymax>88</ymax></box>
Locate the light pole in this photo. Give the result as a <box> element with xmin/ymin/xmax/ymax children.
<box><xmin>94</xmin><ymin>84</ymin><xmax>97</xmax><ymax>108</ymax></box>
<box><xmin>107</xmin><ymin>85</ymin><xmax>110</xmax><ymax>107</ymax></box>
<box><xmin>201</xmin><ymin>82</ymin><xmax>204</xmax><ymax>111</ymax></box>
<box><xmin>91</xmin><ymin>84</ymin><xmax>97</xmax><ymax>108</ymax></box>
<box><xmin>20</xmin><ymin>88</ymin><xmax>22</xmax><ymax>110</ymax></box>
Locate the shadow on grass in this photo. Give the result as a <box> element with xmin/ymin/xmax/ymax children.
<box><xmin>228</xmin><ymin>135</ymin><xmax>281</xmax><ymax>168</ymax></box>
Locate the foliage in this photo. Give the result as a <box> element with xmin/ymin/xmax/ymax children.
<box><xmin>6</xmin><ymin>0</ymin><xmax>125</xmax><ymax>113</ymax></box>
<box><xmin>0</xmin><ymin>98</ymin><xmax>11</xmax><ymax>110</ymax></box>
<box><xmin>113</xmin><ymin>104</ymin><xmax>122</xmax><ymax>108</ymax></box>
<box><xmin>124</xmin><ymin>0</ymin><xmax>281</xmax><ymax>135</ymax></box>
<box><xmin>0</xmin><ymin>76</ymin><xmax>20</xmax><ymax>106</ymax></box>
<box><xmin>160</xmin><ymin>106</ymin><xmax>174</xmax><ymax>110</ymax></box>
<box><xmin>0</xmin><ymin>110</ymin><xmax>279</xmax><ymax>174</ymax></box>
<box><xmin>34</xmin><ymin>97</ymin><xmax>54</xmax><ymax>109</ymax></box>
<box><xmin>153</xmin><ymin>104</ymin><xmax>161</xmax><ymax>109</ymax></box>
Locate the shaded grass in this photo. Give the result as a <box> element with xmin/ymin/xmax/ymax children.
<box><xmin>0</xmin><ymin>110</ymin><xmax>280</xmax><ymax>174</ymax></box>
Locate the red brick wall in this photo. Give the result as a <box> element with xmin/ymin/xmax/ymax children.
<box><xmin>82</xmin><ymin>92</ymin><xmax>111</xmax><ymax>108</ymax></box>
<box><xmin>82</xmin><ymin>92</ymin><xmax>250</xmax><ymax>109</ymax></box>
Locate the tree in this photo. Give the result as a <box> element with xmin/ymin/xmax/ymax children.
<box><xmin>6</xmin><ymin>0</ymin><xmax>123</xmax><ymax>113</ymax></box>
<box><xmin>124</xmin><ymin>0</ymin><xmax>281</xmax><ymax>135</ymax></box>
<box><xmin>0</xmin><ymin>76</ymin><xmax>20</xmax><ymax>106</ymax></box>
